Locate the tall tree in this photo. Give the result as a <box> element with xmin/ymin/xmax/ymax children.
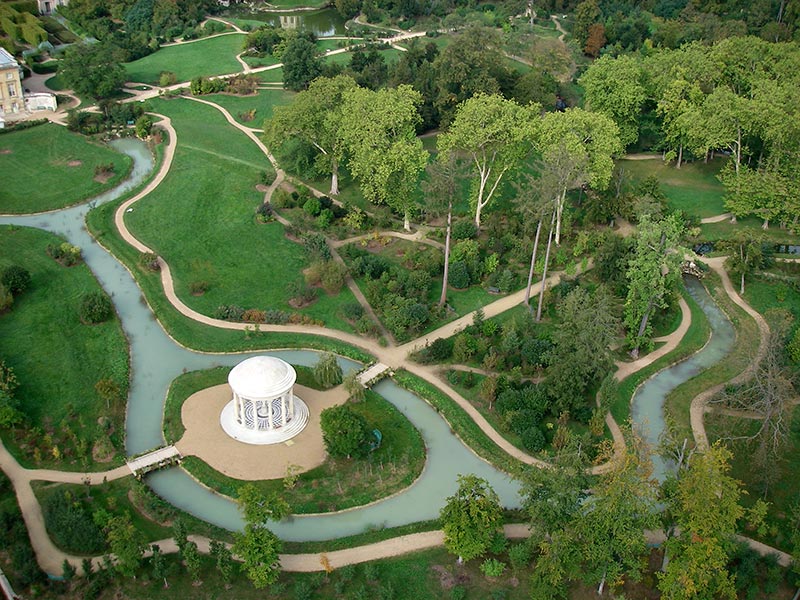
<box><xmin>150</xmin><ymin>544</ymin><xmax>168</xmax><ymax>588</ymax></box>
<box><xmin>624</xmin><ymin>213</ymin><xmax>685</xmax><ymax>358</ymax></box>
<box><xmin>719</xmin><ymin>230</ymin><xmax>764</xmax><ymax>294</ymax></box>
<box><xmin>438</xmin><ymin>93</ymin><xmax>540</xmax><ymax>229</ymax></box>
<box><xmin>539</xmin><ymin>108</ymin><xmax>622</xmax><ymax>246</ymax></box>
<box><xmin>658</xmin><ymin>444</ymin><xmax>745</xmax><ymax>600</ymax></box>
<box><xmin>512</xmin><ymin>171</ymin><xmax>550</xmax><ymax>310</ymax></box>
<box><xmin>422</xmin><ymin>155</ymin><xmax>460</xmax><ymax>306</ymax></box>
<box><xmin>264</xmin><ymin>75</ymin><xmax>357</xmax><ymax>195</ymax></box>
<box><xmin>339</xmin><ymin>85</ymin><xmax>428</xmax><ymax>230</ymax></box>
<box><xmin>232</xmin><ymin>486</ymin><xmax>285</xmax><ymax>589</ymax></box>
<box><xmin>580</xmin><ymin>54</ymin><xmax>647</xmax><ymax>148</ymax></box>
<box><xmin>59</xmin><ymin>42</ymin><xmax>126</xmax><ymax>99</ymax></box>
<box><xmin>104</xmin><ymin>514</ymin><xmax>145</xmax><ymax>578</ymax></box>
<box><xmin>282</xmin><ymin>34</ymin><xmax>322</xmax><ymax>92</ymax></box>
<box><xmin>440</xmin><ymin>474</ymin><xmax>504</xmax><ymax>563</ymax></box>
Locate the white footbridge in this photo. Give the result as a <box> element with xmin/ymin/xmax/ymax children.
<box><xmin>126</xmin><ymin>445</ymin><xmax>182</xmax><ymax>477</ymax></box>
<box><xmin>356</xmin><ymin>362</ymin><xmax>392</xmax><ymax>388</ymax></box>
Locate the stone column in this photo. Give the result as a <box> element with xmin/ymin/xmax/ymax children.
<box><xmin>267</xmin><ymin>397</ymin><xmax>273</xmax><ymax>430</ymax></box>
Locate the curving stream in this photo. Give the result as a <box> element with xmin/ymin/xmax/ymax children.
<box><xmin>1</xmin><ymin>138</ymin><xmax>739</xmax><ymax>544</ymax></box>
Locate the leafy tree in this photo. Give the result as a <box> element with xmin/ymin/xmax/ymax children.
<box><xmin>282</xmin><ymin>34</ymin><xmax>322</xmax><ymax>92</ymax></box>
<box><xmin>539</xmin><ymin>108</ymin><xmax>622</xmax><ymax>246</ymax></box>
<box><xmin>210</xmin><ymin>539</ymin><xmax>235</xmax><ymax>586</ymax></box>
<box><xmin>237</xmin><ymin>483</ymin><xmax>290</xmax><ymax>525</ymax></box>
<box><xmin>339</xmin><ymin>85</ymin><xmax>428</xmax><ymax>230</ymax></box>
<box><xmin>624</xmin><ymin>213</ymin><xmax>685</xmax><ymax>358</ymax></box>
<box><xmin>512</xmin><ymin>171</ymin><xmax>551</xmax><ymax>309</ymax></box>
<box><xmin>313</xmin><ymin>352</ymin><xmax>343</xmax><ymax>389</ymax></box>
<box><xmin>59</xmin><ymin>42</ymin><xmax>126</xmax><ymax>99</ymax></box>
<box><xmin>233</xmin><ymin>523</ymin><xmax>282</xmax><ymax>589</ymax></box>
<box><xmin>719</xmin><ymin>230</ymin><xmax>764</xmax><ymax>294</ymax></box>
<box><xmin>79</xmin><ymin>291</ymin><xmax>113</xmax><ymax>324</ymax></box>
<box><xmin>1</xmin><ymin>265</ymin><xmax>31</xmax><ymax>295</ymax></box>
<box><xmin>422</xmin><ymin>155</ymin><xmax>460</xmax><ymax>306</ymax></box>
<box><xmin>181</xmin><ymin>539</ymin><xmax>202</xmax><ymax>583</ymax></box>
<box><xmin>320</xmin><ymin>404</ymin><xmax>370</xmax><ymax>458</ymax></box>
<box><xmin>658</xmin><ymin>444</ymin><xmax>745</xmax><ymax>600</ymax></box>
<box><xmin>171</xmin><ymin>518</ymin><xmax>188</xmax><ymax>555</ymax></box>
<box><xmin>342</xmin><ymin>370</ymin><xmax>366</xmax><ymax>402</ymax></box>
<box><xmin>264</xmin><ymin>75</ymin><xmax>357</xmax><ymax>195</ymax></box>
<box><xmin>104</xmin><ymin>514</ymin><xmax>145</xmax><ymax>577</ymax></box>
<box><xmin>573</xmin><ymin>0</ymin><xmax>601</xmax><ymax>47</ymax></box>
<box><xmin>545</xmin><ymin>286</ymin><xmax>619</xmax><ymax>414</ymax></box>
<box><xmin>574</xmin><ymin>436</ymin><xmax>660</xmax><ymax>594</ymax></box>
<box><xmin>440</xmin><ymin>474</ymin><xmax>503</xmax><ymax>563</ymax></box>
<box><xmin>580</xmin><ymin>55</ymin><xmax>646</xmax><ymax>149</ymax></box>
<box><xmin>150</xmin><ymin>543</ymin><xmax>169</xmax><ymax>588</ymax></box>
<box><xmin>438</xmin><ymin>93</ymin><xmax>539</xmax><ymax>229</ymax></box>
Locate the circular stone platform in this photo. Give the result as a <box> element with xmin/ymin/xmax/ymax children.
<box><xmin>220</xmin><ymin>395</ymin><xmax>309</xmax><ymax>444</ymax></box>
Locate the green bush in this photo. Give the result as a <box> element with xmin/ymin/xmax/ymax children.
<box><xmin>452</xmin><ymin>220</ymin><xmax>477</xmax><ymax>240</ymax></box>
<box><xmin>480</xmin><ymin>558</ymin><xmax>506</xmax><ymax>577</ymax></box>
<box><xmin>520</xmin><ymin>426</ymin><xmax>546</xmax><ymax>452</ymax></box>
<box><xmin>303</xmin><ymin>197</ymin><xmax>322</xmax><ymax>217</ymax></box>
<box><xmin>41</xmin><ymin>490</ymin><xmax>107</xmax><ymax>555</ymax></box>
<box><xmin>508</xmin><ymin>542</ymin><xmax>532</xmax><ymax>572</ymax></box>
<box><xmin>320</xmin><ymin>404</ymin><xmax>370</xmax><ymax>458</ymax></box>
<box><xmin>1</xmin><ymin>265</ymin><xmax>31</xmax><ymax>295</ymax></box>
<box><xmin>79</xmin><ymin>291</ymin><xmax>113</xmax><ymax>324</ymax></box>
<box><xmin>448</xmin><ymin>261</ymin><xmax>470</xmax><ymax>289</ymax></box>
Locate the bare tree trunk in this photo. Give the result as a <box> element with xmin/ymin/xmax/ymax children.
<box><xmin>536</xmin><ymin>211</ymin><xmax>557</xmax><ymax>322</ymax></box>
<box><xmin>631</xmin><ymin>296</ymin><xmax>656</xmax><ymax>359</ymax></box>
<box><xmin>439</xmin><ymin>202</ymin><xmax>452</xmax><ymax>307</ymax></box>
<box><xmin>554</xmin><ymin>189</ymin><xmax>566</xmax><ymax>245</ymax></box>
<box><xmin>597</xmin><ymin>571</ymin><xmax>606</xmax><ymax>595</ymax></box>
<box><xmin>676</xmin><ymin>144</ymin><xmax>683</xmax><ymax>169</ymax></box>
<box><xmin>740</xmin><ymin>244</ymin><xmax>745</xmax><ymax>295</ymax></box>
<box><xmin>762</xmin><ymin>218</ymin><xmax>769</xmax><ymax>230</ymax></box>
<box><xmin>523</xmin><ymin>220</ymin><xmax>543</xmax><ymax>310</ymax></box>
<box><xmin>404</xmin><ymin>211</ymin><xmax>411</xmax><ymax>232</ymax></box>
<box><xmin>330</xmin><ymin>158</ymin><xmax>339</xmax><ymax>196</ymax></box>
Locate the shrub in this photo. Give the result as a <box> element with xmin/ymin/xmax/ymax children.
<box><xmin>1</xmin><ymin>265</ymin><xmax>31</xmax><ymax>295</ymax></box>
<box><xmin>288</xmin><ymin>280</ymin><xmax>318</xmax><ymax>305</ymax></box>
<box><xmin>189</xmin><ymin>280</ymin><xmax>208</xmax><ymax>294</ymax></box>
<box><xmin>0</xmin><ymin>284</ymin><xmax>12</xmax><ymax>312</ymax></box>
<box><xmin>315</xmin><ymin>208</ymin><xmax>334</xmax><ymax>229</ymax></box>
<box><xmin>256</xmin><ymin>202</ymin><xmax>274</xmax><ymax>223</ymax></box>
<box><xmin>520</xmin><ymin>426</ymin><xmax>546</xmax><ymax>452</ymax></box>
<box><xmin>452</xmin><ymin>220</ymin><xmax>477</xmax><ymax>240</ymax></box>
<box><xmin>134</xmin><ymin>115</ymin><xmax>153</xmax><ymax>138</ymax></box>
<box><xmin>320</xmin><ymin>404</ymin><xmax>370</xmax><ymax>458</ymax></box>
<box><xmin>158</xmin><ymin>71</ymin><xmax>177</xmax><ymax>86</ymax></box>
<box><xmin>497</xmin><ymin>269</ymin><xmax>517</xmax><ymax>293</ymax></box>
<box><xmin>448</xmin><ymin>261</ymin><xmax>470</xmax><ymax>289</ymax></box>
<box><xmin>426</xmin><ymin>337</ymin><xmax>454</xmax><ymax>361</ymax></box>
<box><xmin>313</xmin><ymin>352</ymin><xmax>343</xmax><ymax>389</ymax></box>
<box><xmin>241</xmin><ymin>309</ymin><xmax>266</xmax><ymax>323</ymax></box>
<box><xmin>320</xmin><ymin>261</ymin><xmax>347</xmax><ymax>294</ymax></box>
<box><xmin>214</xmin><ymin>304</ymin><xmax>244</xmax><ymax>321</ymax></box>
<box><xmin>42</xmin><ymin>491</ymin><xmax>106</xmax><ymax>555</ymax></box>
<box><xmin>342</xmin><ymin>303</ymin><xmax>364</xmax><ymax>321</ymax></box>
<box><xmin>303</xmin><ymin>197</ymin><xmax>322</xmax><ymax>217</ymax></box>
<box><xmin>480</xmin><ymin>558</ymin><xmax>506</xmax><ymax>578</ymax></box>
<box><xmin>138</xmin><ymin>252</ymin><xmax>160</xmax><ymax>272</ymax></box>
<box><xmin>93</xmin><ymin>162</ymin><xmax>115</xmax><ymax>177</ymax></box>
<box><xmin>302</xmin><ymin>233</ymin><xmax>331</xmax><ymax>261</ymax></box>
<box><xmin>264</xmin><ymin>309</ymin><xmax>290</xmax><ymax>324</ymax></box>
<box><xmin>272</xmin><ymin>188</ymin><xmax>294</xmax><ymax>208</ymax></box>
<box><xmin>508</xmin><ymin>542</ymin><xmax>532</xmax><ymax>572</ymax></box>
<box><xmin>352</xmin><ymin>254</ymin><xmax>390</xmax><ymax>279</ymax></box>
<box><xmin>79</xmin><ymin>292</ymin><xmax>113</xmax><ymax>324</ymax></box>
<box><xmin>47</xmin><ymin>242</ymin><xmax>82</xmax><ymax>266</ymax></box>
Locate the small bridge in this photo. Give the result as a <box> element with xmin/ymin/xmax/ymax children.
<box><xmin>126</xmin><ymin>445</ymin><xmax>182</xmax><ymax>477</ymax></box>
<box><xmin>682</xmin><ymin>260</ymin><xmax>706</xmax><ymax>278</ymax></box>
<box><xmin>356</xmin><ymin>362</ymin><xmax>392</xmax><ymax>388</ymax></box>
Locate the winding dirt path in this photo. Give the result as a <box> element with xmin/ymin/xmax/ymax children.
<box><xmin>690</xmin><ymin>257</ymin><xmax>770</xmax><ymax>450</ymax></box>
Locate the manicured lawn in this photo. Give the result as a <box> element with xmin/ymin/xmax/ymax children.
<box><xmin>203</xmin><ymin>89</ymin><xmax>295</xmax><ymax>126</ymax></box>
<box><xmin>0</xmin><ymin>226</ymin><xmax>129</xmax><ymax>469</ymax></box>
<box><xmin>122</xmin><ymin>97</ymin><xmax>358</xmax><ymax>332</ymax></box>
<box><xmin>699</xmin><ymin>215</ymin><xmax>799</xmax><ymax>244</ymax></box>
<box><xmin>0</xmin><ymin>124</ymin><xmax>132</xmax><ymax>214</ymax></box>
<box><xmin>617</xmin><ymin>156</ymin><xmax>727</xmax><ymax>219</ymax></box>
<box><xmin>255</xmin><ymin>66</ymin><xmax>284</xmax><ymax>82</ymax></box>
<box><xmin>323</xmin><ymin>47</ymin><xmax>402</xmax><ymax>66</ymax></box>
<box><xmin>124</xmin><ymin>34</ymin><xmax>247</xmax><ymax>84</ymax></box>
<box><xmin>743</xmin><ymin>273</ymin><xmax>800</xmax><ymax>320</ymax></box>
<box><xmin>167</xmin><ymin>367</ymin><xmax>425</xmax><ymax>513</ymax></box>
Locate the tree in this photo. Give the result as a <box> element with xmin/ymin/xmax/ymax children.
<box><xmin>545</xmin><ymin>286</ymin><xmax>619</xmax><ymax>414</ymax></box>
<box><xmin>583</xmin><ymin>23</ymin><xmax>606</xmax><ymax>57</ymax></box>
<box><xmin>171</xmin><ymin>518</ymin><xmax>188</xmax><ymax>556</ymax></box>
<box><xmin>422</xmin><ymin>155</ymin><xmax>460</xmax><ymax>306</ymax></box>
<box><xmin>313</xmin><ymin>352</ymin><xmax>343</xmax><ymax>389</ymax></box>
<box><xmin>339</xmin><ymin>85</ymin><xmax>428</xmax><ymax>230</ymax></box>
<box><xmin>232</xmin><ymin>486</ymin><xmax>283</xmax><ymax>589</ymax></box>
<box><xmin>719</xmin><ymin>230</ymin><xmax>764</xmax><ymax>294</ymax></box>
<box><xmin>539</xmin><ymin>108</ymin><xmax>622</xmax><ymax>246</ymax></box>
<box><xmin>264</xmin><ymin>75</ymin><xmax>357</xmax><ymax>195</ymax></box>
<box><xmin>439</xmin><ymin>474</ymin><xmax>503</xmax><ymax>563</ymax></box>
<box><xmin>58</xmin><ymin>42</ymin><xmax>126</xmax><ymax>99</ymax></box>
<box><xmin>580</xmin><ymin>54</ymin><xmax>647</xmax><ymax>149</ymax></box>
<box><xmin>210</xmin><ymin>540</ymin><xmax>235</xmax><ymax>586</ymax></box>
<box><xmin>574</xmin><ymin>435</ymin><xmax>660</xmax><ymax>595</ymax></box>
<box><xmin>342</xmin><ymin>370</ymin><xmax>366</xmax><ymax>402</ymax></box>
<box><xmin>282</xmin><ymin>34</ymin><xmax>322</xmax><ymax>92</ymax></box>
<box><xmin>512</xmin><ymin>171</ymin><xmax>551</xmax><ymax>310</ymax></box>
<box><xmin>438</xmin><ymin>93</ymin><xmax>539</xmax><ymax>229</ymax></box>
<box><xmin>319</xmin><ymin>404</ymin><xmax>370</xmax><ymax>458</ymax></box>
<box><xmin>1</xmin><ymin>265</ymin><xmax>31</xmax><ymax>295</ymax></box>
<box><xmin>150</xmin><ymin>544</ymin><xmax>169</xmax><ymax>588</ymax></box>
<box><xmin>181</xmin><ymin>539</ymin><xmax>202</xmax><ymax>583</ymax></box>
<box><xmin>573</xmin><ymin>0</ymin><xmax>601</xmax><ymax>47</ymax></box>
<box><xmin>658</xmin><ymin>444</ymin><xmax>745</xmax><ymax>600</ymax></box>
<box><xmin>624</xmin><ymin>213</ymin><xmax>685</xmax><ymax>358</ymax></box>
<box><xmin>104</xmin><ymin>514</ymin><xmax>145</xmax><ymax>577</ymax></box>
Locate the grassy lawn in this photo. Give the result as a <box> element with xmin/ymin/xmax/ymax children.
<box><xmin>698</xmin><ymin>215</ymin><xmax>800</xmax><ymax>244</ymax></box>
<box><xmin>255</xmin><ymin>66</ymin><xmax>284</xmax><ymax>82</ymax></box>
<box><xmin>0</xmin><ymin>124</ymin><xmax>132</xmax><ymax>214</ymax></box>
<box><xmin>617</xmin><ymin>156</ymin><xmax>727</xmax><ymax>219</ymax></box>
<box><xmin>165</xmin><ymin>367</ymin><xmax>425</xmax><ymax>513</ymax></box>
<box><xmin>124</xmin><ymin>34</ymin><xmax>247</xmax><ymax>84</ymax></box>
<box><xmin>123</xmin><ymin>97</ymin><xmax>357</xmax><ymax>331</ymax></box>
<box><xmin>0</xmin><ymin>226</ymin><xmax>129</xmax><ymax>469</ymax></box>
<box><xmin>743</xmin><ymin>273</ymin><xmax>800</xmax><ymax>320</ymax></box>
<box><xmin>323</xmin><ymin>47</ymin><xmax>402</xmax><ymax>66</ymax></box>
<box><xmin>202</xmin><ymin>89</ymin><xmax>295</xmax><ymax>126</ymax></box>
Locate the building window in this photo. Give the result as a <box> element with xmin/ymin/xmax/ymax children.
<box><xmin>5</xmin><ymin>72</ymin><xmax>13</xmax><ymax>80</ymax></box>
<box><xmin>8</xmin><ymin>84</ymin><xmax>16</xmax><ymax>97</ymax></box>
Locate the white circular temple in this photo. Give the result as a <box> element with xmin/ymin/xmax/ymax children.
<box><xmin>220</xmin><ymin>356</ymin><xmax>309</xmax><ymax>445</ymax></box>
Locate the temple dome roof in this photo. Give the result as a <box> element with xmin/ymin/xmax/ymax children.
<box><xmin>228</xmin><ymin>356</ymin><xmax>296</xmax><ymax>399</ymax></box>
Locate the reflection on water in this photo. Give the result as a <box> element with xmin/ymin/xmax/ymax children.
<box><xmin>227</xmin><ymin>8</ymin><xmax>346</xmax><ymax>37</ymax></box>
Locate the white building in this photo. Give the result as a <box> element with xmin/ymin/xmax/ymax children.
<box><xmin>37</xmin><ymin>0</ymin><xmax>69</xmax><ymax>15</ymax></box>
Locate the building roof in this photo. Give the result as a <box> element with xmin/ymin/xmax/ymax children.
<box><xmin>0</xmin><ymin>48</ymin><xmax>18</xmax><ymax>70</ymax></box>
<box><xmin>228</xmin><ymin>356</ymin><xmax>296</xmax><ymax>399</ymax></box>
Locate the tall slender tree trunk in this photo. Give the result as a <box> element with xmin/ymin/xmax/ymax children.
<box><xmin>735</xmin><ymin>128</ymin><xmax>742</xmax><ymax>175</ymax></box>
<box><xmin>762</xmin><ymin>218</ymin><xmax>769</xmax><ymax>230</ymax></box>
<box><xmin>554</xmin><ymin>188</ymin><xmax>566</xmax><ymax>245</ymax></box>
<box><xmin>330</xmin><ymin>158</ymin><xmax>339</xmax><ymax>195</ymax></box>
<box><xmin>439</xmin><ymin>201</ymin><xmax>453</xmax><ymax>307</ymax></box>
<box><xmin>740</xmin><ymin>244</ymin><xmax>746</xmax><ymax>295</ymax></box>
<box><xmin>631</xmin><ymin>297</ymin><xmax>655</xmax><ymax>359</ymax></box>
<box><xmin>597</xmin><ymin>571</ymin><xmax>606</xmax><ymax>595</ymax></box>
<box><xmin>403</xmin><ymin>211</ymin><xmax>411</xmax><ymax>232</ymax></box>
<box><xmin>676</xmin><ymin>144</ymin><xmax>683</xmax><ymax>169</ymax></box>
<box><xmin>536</xmin><ymin>211</ymin><xmax>557</xmax><ymax>322</ymax></box>
<box><xmin>523</xmin><ymin>220</ymin><xmax>543</xmax><ymax>310</ymax></box>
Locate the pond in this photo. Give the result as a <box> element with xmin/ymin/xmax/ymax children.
<box><xmin>227</xmin><ymin>7</ymin><xmax>347</xmax><ymax>37</ymax></box>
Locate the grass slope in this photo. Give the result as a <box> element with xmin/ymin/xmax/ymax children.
<box><xmin>0</xmin><ymin>124</ymin><xmax>132</xmax><ymax>214</ymax></box>
<box><xmin>203</xmin><ymin>89</ymin><xmax>294</xmax><ymax>126</ymax></box>
<box><xmin>0</xmin><ymin>226</ymin><xmax>129</xmax><ymax>468</ymax></box>
<box><xmin>124</xmin><ymin>34</ymin><xmax>247</xmax><ymax>84</ymax></box>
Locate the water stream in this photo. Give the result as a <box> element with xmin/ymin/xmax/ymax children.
<box><xmin>1</xmin><ymin>138</ymin><xmax>740</xmax><ymax>543</ymax></box>
<box><xmin>631</xmin><ymin>276</ymin><xmax>736</xmax><ymax>482</ymax></box>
